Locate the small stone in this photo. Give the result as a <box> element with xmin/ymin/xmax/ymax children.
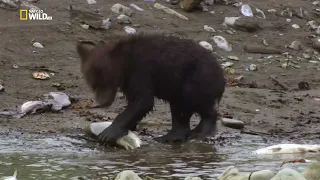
<box><xmin>115</xmin><ymin>170</ymin><xmax>142</xmax><ymax>180</ymax></box>
<box><xmin>179</xmin><ymin>0</ymin><xmax>203</xmax><ymax>12</ymax></box>
<box><xmin>310</xmin><ymin>60</ymin><xmax>318</xmax><ymax>63</ymax></box>
<box><xmin>204</xmin><ymin>25</ymin><xmax>216</xmax><ymax>32</ymax></box>
<box><xmin>224</xmin><ymin>16</ymin><xmax>260</xmax><ymax>32</ymax></box>
<box><xmin>246</xmin><ymin>170</ymin><xmax>275</xmax><ymax>180</ymax></box>
<box><xmin>228</xmin><ymin>56</ymin><xmax>239</xmax><ymax>61</ymax></box>
<box><xmin>32</xmin><ymin>42</ymin><xmax>44</xmax><ymax>48</ymax></box>
<box><xmin>303</xmin><ymin>162</ymin><xmax>320</xmax><ymax>180</ymax></box>
<box><xmin>281</xmin><ymin>8</ymin><xmax>293</xmax><ymax>17</ymax></box>
<box><xmin>133</xmin><ymin>24</ymin><xmax>140</xmax><ymax>28</ymax></box>
<box><xmin>268</xmin><ymin>9</ymin><xmax>276</xmax><ymax>13</ymax></box>
<box><xmin>226</xmin><ymin>30</ymin><xmax>234</xmax><ymax>34</ymax></box>
<box><xmin>101</xmin><ymin>19</ymin><xmax>112</xmax><ymax>30</ymax></box>
<box><xmin>12</xmin><ymin>64</ymin><xmax>19</xmax><ymax>69</ymax></box>
<box><xmin>292</xmin><ymin>24</ymin><xmax>300</xmax><ymax>29</ymax></box>
<box><xmin>205</xmin><ymin>0</ymin><xmax>214</xmax><ymax>6</ymax></box>
<box><xmin>271</xmin><ymin>168</ymin><xmax>306</xmax><ymax>180</ymax></box>
<box><xmin>124</xmin><ymin>26</ymin><xmax>136</xmax><ymax>34</ymax></box>
<box><xmin>117</xmin><ymin>14</ymin><xmax>131</xmax><ymax>24</ymax></box>
<box><xmin>312</xmin><ymin>38</ymin><xmax>320</xmax><ymax>52</ymax></box>
<box><xmin>303</xmin><ymin>52</ymin><xmax>311</xmax><ymax>59</ymax></box>
<box><xmin>221</xmin><ymin>118</ymin><xmax>244</xmax><ymax>129</ymax></box>
<box><xmin>249</xmin><ymin>64</ymin><xmax>257</xmax><ymax>71</ymax></box>
<box><xmin>288</xmin><ymin>41</ymin><xmax>301</xmax><ymax>50</ymax></box>
<box><xmin>221</xmin><ymin>62</ymin><xmax>234</xmax><ymax>68</ymax></box>
<box><xmin>184</xmin><ymin>177</ymin><xmax>202</xmax><ymax>180</ymax></box>
<box><xmin>87</xmin><ymin>0</ymin><xmax>96</xmax><ymax>4</ymax></box>
<box><xmin>0</xmin><ymin>84</ymin><xmax>4</xmax><ymax>92</ymax></box>
<box><xmin>262</xmin><ymin>39</ymin><xmax>268</xmax><ymax>46</ymax></box>
<box><xmin>298</xmin><ymin>81</ymin><xmax>310</xmax><ymax>90</ymax></box>
<box><xmin>111</xmin><ymin>4</ymin><xmax>133</xmax><ymax>17</ymax></box>
<box><xmin>307</xmin><ymin>21</ymin><xmax>318</xmax><ymax>29</ymax></box>
<box><xmin>313</xmin><ymin>1</ymin><xmax>320</xmax><ymax>5</ymax></box>
<box><xmin>212</xmin><ymin>36</ymin><xmax>232</xmax><ymax>51</ymax></box>
<box><xmin>199</xmin><ymin>41</ymin><xmax>213</xmax><ymax>51</ymax></box>
<box><xmin>80</xmin><ymin>24</ymin><xmax>89</xmax><ymax>29</ymax></box>
<box><xmin>235</xmin><ymin>75</ymin><xmax>244</xmax><ymax>81</ymax></box>
<box><xmin>200</xmin><ymin>2</ymin><xmax>209</xmax><ymax>11</ymax></box>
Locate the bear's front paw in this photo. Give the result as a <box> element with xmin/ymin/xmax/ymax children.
<box><xmin>97</xmin><ymin>126</ymin><xmax>129</xmax><ymax>146</ymax></box>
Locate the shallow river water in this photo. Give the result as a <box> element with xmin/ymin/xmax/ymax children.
<box><xmin>0</xmin><ymin>133</ymin><xmax>318</xmax><ymax>180</ymax></box>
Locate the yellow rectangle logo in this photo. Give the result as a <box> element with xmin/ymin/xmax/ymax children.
<box><xmin>20</xmin><ymin>10</ymin><xmax>28</xmax><ymax>20</ymax></box>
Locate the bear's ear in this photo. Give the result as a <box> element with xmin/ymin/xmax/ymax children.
<box><xmin>76</xmin><ymin>41</ymin><xmax>96</xmax><ymax>62</ymax></box>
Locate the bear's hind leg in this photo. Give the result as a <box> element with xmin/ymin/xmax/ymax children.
<box><xmin>154</xmin><ymin>103</ymin><xmax>192</xmax><ymax>143</ymax></box>
<box><xmin>188</xmin><ymin>108</ymin><xmax>218</xmax><ymax>141</ymax></box>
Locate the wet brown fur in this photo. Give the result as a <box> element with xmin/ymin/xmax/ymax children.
<box><xmin>77</xmin><ymin>33</ymin><xmax>226</xmax><ymax>144</ymax></box>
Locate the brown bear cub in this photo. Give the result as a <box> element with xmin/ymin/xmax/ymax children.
<box><xmin>76</xmin><ymin>34</ymin><xmax>226</xmax><ymax>145</ymax></box>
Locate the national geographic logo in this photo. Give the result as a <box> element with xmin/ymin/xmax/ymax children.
<box><xmin>20</xmin><ymin>9</ymin><xmax>53</xmax><ymax>21</ymax></box>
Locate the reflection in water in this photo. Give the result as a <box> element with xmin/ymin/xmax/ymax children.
<box><xmin>0</xmin><ymin>134</ymin><xmax>317</xmax><ymax>179</ymax></box>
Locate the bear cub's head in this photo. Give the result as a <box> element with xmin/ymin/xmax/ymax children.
<box><xmin>76</xmin><ymin>41</ymin><xmax>118</xmax><ymax>108</ymax></box>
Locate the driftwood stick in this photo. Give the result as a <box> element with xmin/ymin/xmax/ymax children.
<box><xmin>269</xmin><ymin>75</ymin><xmax>291</xmax><ymax>91</ymax></box>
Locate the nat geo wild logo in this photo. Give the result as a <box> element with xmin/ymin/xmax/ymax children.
<box><xmin>20</xmin><ymin>8</ymin><xmax>53</xmax><ymax>21</ymax></box>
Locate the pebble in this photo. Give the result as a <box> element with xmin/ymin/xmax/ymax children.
<box><xmin>87</xmin><ymin>0</ymin><xmax>96</xmax><ymax>5</ymax></box>
<box><xmin>117</xmin><ymin>14</ymin><xmax>131</xmax><ymax>24</ymax></box>
<box><xmin>271</xmin><ymin>168</ymin><xmax>306</xmax><ymax>180</ymax></box>
<box><xmin>111</xmin><ymin>3</ymin><xmax>133</xmax><ymax>17</ymax></box>
<box><xmin>307</xmin><ymin>20</ymin><xmax>318</xmax><ymax>29</ymax></box>
<box><xmin>184</xmin><ymin>177</ymin><xmax>202</xmax><ymax>180</ymax></box>
<box><xmin>312</xmin><ymin>38</ymin><xmax>320</xmax><ymax>52</ymax></box>
<box><xmin>101</xmin><ymin>19</ymin><xmax>112</xmax><ymax>30</ymax></box>
<box><xmin>130</xmin><ymin>4</ymin><xmax>144</xmax><ymax>11</ymax></box>
<box><xmin>199</xmin><ymin>41</ymin><xmax>213</xmax><ymax>51</ymax></box>
<box><xmin>221</xmin><ymin>62</ymin><xmax>234</xmax><ymax>68</ymax></box>
<box><xmin>221</xmin><ymin>118</ymin><xmax>244</xmax><ymax>129</ymax></box>
<box><xmin>240</xmin><ymin>4</ymin><xmax>253</xmax><ymax>17</ymax></box>
<box><xmin>154</xmin><ymin>3</ymin><xmax>188</xmax><ymax>20</ymax></box>
<box><xmin>0</xmin><ymin>84</ymin><xmax>4</xmax><ymax>92</ymax></box>
<box><xmin>224</xmin><ymin>16</ymin><xmax>260</xmax><ymax>32</ymax></box>
<box><xmin>124</xmin><ymin>26</ymin><xmax>136</xmax><ymax>34</ymax></box>
<box><xmin>228</xmin><ymin>56</ymin><xmax>239</xmax><ymax>61</ymax></box>
<box><xmin>313</xmin><ymin>1</ymin><xmax>320</xmax><ymax>5</ymax></box>
<box><xmin>32</xmin><ymin>42</ymin><xmax>44</xmax><ymax>48</ymax></box>
<box><xmin>205</xmin><ymin>0</ymin><xmax>214</xmax><ymax>6</ymax></box>
<box><xmin>204</xmin><ymin>25</ymin><xmax>215</xmax><ymax>32</ymax></box>
<box><xmin>80</xmin><ymin>24</ymin><xmax>89</xmax><ymax>29</ymax></box>
<box><xmin>303</xmin><ymin>162</ymin><xmax>320</xmax><ymax>180</ymax></box>
<box><xmin>212</xmin><ymin>36</ymin><xmax>232</xmax><ymax>51</ymax></box>
<box><xmin>268</xmin><ymin>9</ymin><xmax>276</xmax><ymax>13</ymax></box>
<box><xmin>244</xmin><ymin>45</ymin><xmax>283</xmax><ymax>54</ymax></box>
<box><xmin>249</xmin><ymin>170</ymin><xmax>275</xmax><ymax>180</ymax></box>
<box><xmin>281</xmin><ymin>9</ymin><xmax>293</xmax><ymax>17</ymax></box>
<box><xmin>292</xmin><ymin>24</ymin><xmax>300</xmax><ymax>29</ymax></box>
<box><xmin>309</xmin><ymin>60</ymin><xmax>318</xmax><ymax>64</ymax></box>
<box><xmin>115</xmin><ymin>170</ymin><xmax>142</xmax><ymax>180</ymax></box>
<box><xmin>249</xmin><ymin>64</ymin><xmax>258</xmax><ymax>71</ymax></box>
<box><xmin>219</xmin><ymin>166</ymin><xmax>274</xmax><ymax>180</ymax></box>
<box><xmin>179</xmin><ymin>0</ymin><xmax>202</xmax><ymax>12</ymax></box>
<box><xmin>288</xmin><ymin>40</ymin><xmax>301</xmax><ymax>50</ymax></box>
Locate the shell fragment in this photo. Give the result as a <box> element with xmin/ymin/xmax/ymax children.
<box><xmin>32</xmin><ymin>72</ymin><xmax>50</xmax><ymax>80</ymax></box>
<box><xmin>212</xmin><ymin>36</ymin><xmax>232</xmax><ymax>51</ymax></box>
